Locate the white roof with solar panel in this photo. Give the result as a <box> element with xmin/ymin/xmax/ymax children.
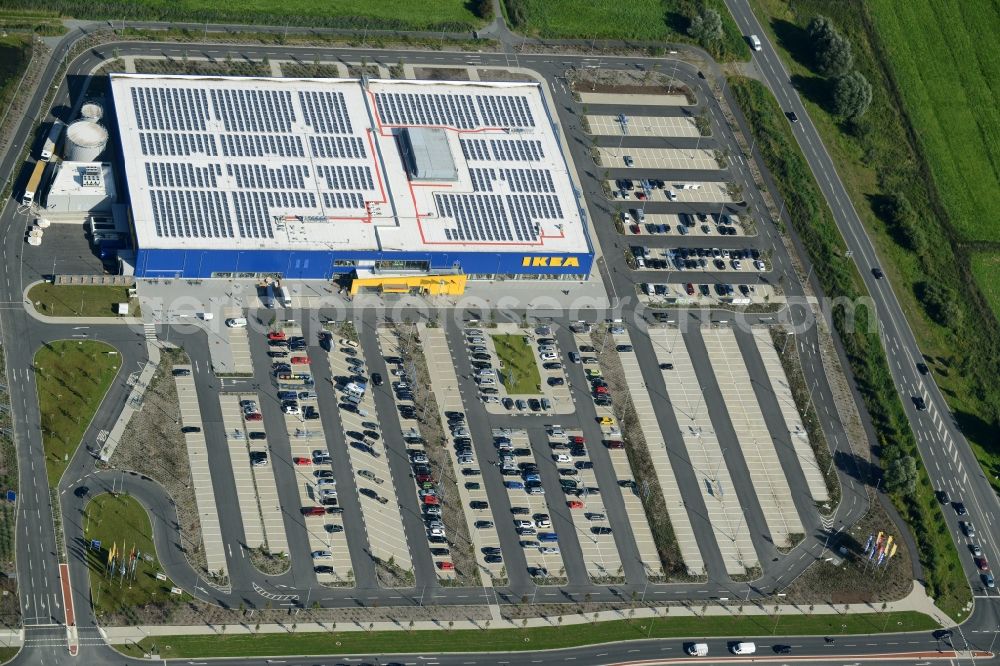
<box><xmin>110</xmin><ymin>74</ymin><xmax>587</xmax><ymax>255</ymax></box>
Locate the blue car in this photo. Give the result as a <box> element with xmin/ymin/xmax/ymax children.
<box><xmin>523</xmin><ymin>473</ymin><xmax>541</xmax><ymax>484</ymax></box>
<box><xmin>504</xmin><ymin>481</ymin><xmax>524</xmax><ymax>490</ymax></box>
<box><xmin>538</xmin><ymin>532</ymin><xmax>559</xmax><ymax>542</ymax></box>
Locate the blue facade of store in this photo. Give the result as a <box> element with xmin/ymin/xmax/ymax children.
<box><xmin>133</xmin><ymin>247</ymin><xmax>594</xmax><ymax>279</ymax></box>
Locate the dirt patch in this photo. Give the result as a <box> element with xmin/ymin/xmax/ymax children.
<box><xmin>590</xmin><ymin>329</ymin><xmax>694</xmax><ymax>582</ymax></box>
<box><xmin>109</xmin><ymin>347</ymin><xmax>209</xmax><ymax>579</ymax></box>
<box><xmin>781</xmin><ymin>500</ymin><xmax>913</xmax><ymax>605</ymax></box>
<box><xmin>248</xmin><ymin>547</ymin><xmax>290</xmax><ymax>576</ymax></box>
<box><xmin>393</xmin><ymin>324</ymin><xmax>479</xmax><ymax>588</ymax></box>
<box><xmin>570</xmin><ymin>68</ymin><xmax>696</xmax><ymax>104</ymax></box>
<box><xmin>477</xmin><ymin>68</ymin><xmax>535</xmax><ymax>83</ymax></box>
<box><xmin>374</xmin><ymin>558</ymin><xmax>415</xmax><ymax>589</ymax></box>
<box><xmin>134</xmin><ymin>57</ymin><xmax>269</xmax><ymax>77</ymax></box>
<box><xmin>281</xmin><ymin>62</ymin><xmax>343</xmax><ymax>78</ymax></box>
<box><xmin>413</xmin><ymin>67</ymin><xmax>470</xmax><ymax>81</ymax></box>
<box><xmin>347</xmin><ymin>65</ymin><xmax>380</xmax><ymax>78</ymax></box>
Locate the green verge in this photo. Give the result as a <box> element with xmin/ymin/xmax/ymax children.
<box><xmin>502</xmin><ymin>0</ymin><xmax>749</xmax><ymax>62</ymax></box>
<box><xmin>491</xmin><ymin>333</ymin><xmax>541</xmax><ymax>395</ymax></box>
<box><xmin>0</xmin><ymin>35</ymin><xmax>31</xmax><ymax>113</ymax></box>
<box><xmin>747</xmin><ymin>0</ymin><xmax>1000</xmax><ymax>509</ymax></box>
<box><xmin>27</xmin><ymin>283</ymin><xmax>139</xmax><ymax>318</ymax></box>
<box><xmin>727</xmin><ymin>76</ymin><xmax>969</xmax><ymax>621</ymax></box>
<box><xmin>35</xmin><ymin>340</ymin><xmax>120</xmax><ymax>486</ymax></box>
<box><xmin>84</xmin><ymin>493</ymin><xmax>191</xmax><ymax>623</ymax></box>
<box><xmin>0</xmin><ymin>647</ymin><xmax>19</xmax><ymax>664</ymax></box>
<box><xmin>115</xmin><ymin>610</ymin><xmax>936</xmax><ymax>658</ymax></box>
<box><xmin>970</xmin><ymin>254</ymin><xmax>1000</xmax><ymax>323</ymax></box>
<box><xmin>0</xmin><ymin>0</ymin><xmax>483</xmax><ymax>31</ymax></box>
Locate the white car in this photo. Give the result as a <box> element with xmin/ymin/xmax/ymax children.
<box><xmin>339</xmin><ymin>339</ymin><xmax>359</xmax><ymax>348</ymax></box>
<box><xmin>283</xmin><ymin>404</ymin><xmax>301</xmax><ymax>415</ymax></box>
<box><xmin>540</xmin><ymin>352</ymin><xmax>558</xmax><ymax>361</ymax></box>
<box><xmin>553</xmin><ymin>453</ymin><xmax>571</xmax><ymax>463</ymax></box>
<box><xmin>539</xmin><ymin>546</ymin><xmax>560</xmax><ymax>555</ymax></box>
<box><xmin>311</xmin><ymin>550</ymin><xmax>333</xmax><ymax>559</ymax></box>
<box><xmin>731</xmin><ymin>642</ymin><xmax>756</xmax><ymax>655</ymax></box>
<box><xmin>319</xmin><ymin>488</ymin><xmax>338</xmax><ymax>498</ymax></box>
<box><xmin>410</xmin><ymin>453</ymin><xmax>429</xmax><ymax>464</ymax></box>
<box><xmin>482</xmin><ymin>396</ymin><xmax>500</xmax><ymax>404</ymax></box>
<box><xmin>317</xmin><ymin>478</ymin><xmax>337</xmax><ymax>487</ymax></box>
<box><xmin>754</xmin><ymin>259</ymin><xmax>766</xmax><ymax>271</ymax></box>
<box><xmin>225</xmin><ymin>317</ymin><xmax>247</xmax><ymax>328</ymax></box>
<box><xmin>514</xmin><ymin>520</ymin><xmax>534</xmax><ymax>529</ymax></box>
<box><xmin>535</xmin><ymin>516</ymin><xmax>551</xmax><ymax>528</ymax></box>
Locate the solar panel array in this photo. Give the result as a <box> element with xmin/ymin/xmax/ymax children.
<box><xmin>434</xmin><ymin>191</ymin><xmax>563</xmax><ymax>243</ymax></box>
<box><xmin>139</xmin><ymin>132</ymin><xmax>218</xmax><ymax>157</ymax></box>
<box><xmin>145</xmin><ymin>162</ymin><xmax>220</xmax><ymax>189</ymax></box>
<box><xmin>220</xmin><ymin>134</ymin><xmax>304</xmax><ymax>158</ymax></box>
<box><xmin>375</xmin><ymin>92</ymin><xmax>535</xmax><ymax>130</ymax></box>
<box><xmin>150</xmin><ymin>189</ymin><xmax>233</xmax><ymax>239</ymax></box>
<box><xmin>210</xmin><ymin>88</ymin><xmax>294</xmax><ymax>133</ymax></box>
<box><xmin>460</xmin><ymin>138</ymin><xmax>544</xmax><ymax>162</ymax></box>
<box><xmin>469</xmin><ymin>168</ymin><xmax>495</xmax><ymax>192</ymax></box>
<box><xmin>130</xmin><ymin>87</ymin><xmax>209</xmax><ymax>131</ymax></box>
<box><xmin>309</xmin><ymin>136</ymin><xmax>366</xmax><ymax>159</ymax></box>
<box><xmin>298</xmin><ymin>91</ymin><xmax>352</xmax><ymax>134</ymax></box>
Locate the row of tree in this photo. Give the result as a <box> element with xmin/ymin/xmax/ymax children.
<box><xmin>806</xmin><ymin>15</ymin><xmax>872</xmax><ymax>120</ymax></box>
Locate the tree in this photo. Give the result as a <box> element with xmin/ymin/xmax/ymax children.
<box><xmin>817</xmin><ymin>33</ymin><xmax>853</xmax><ymax>77</ymax></box>
<box><xmin>884</xmin><ymin>455</ymin><xmax>918</xmax><ymax>496</ymax></box>
<box><xmin>917</xmin><ymin>281</ymin><xmax>960</xmax><ymax>326</ymax></box>
<box><xmin>687</xmin><ymin>8</ymin><xmax>724</xmax><ymax>49</ymax></box>
<box><xmin>833</xmin><ymin>70</ymin><xmax>872</xmax><ymax>119</ymax></box>
<box><xmin>881</xmin><ymin>191</ymin><xmax>925</xmax><ymax>252</ymax></box>
<box><xmin>475</xmin><ymin>0</ymin><xmax>494</xmax><ymax>20</ymax></box>
<box><xmin>806</xmin><ymin>15</ymin><xmax>836</xmax><ymax>44</ymax></box>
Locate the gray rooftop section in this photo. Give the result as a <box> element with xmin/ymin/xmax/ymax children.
<box><xmin>400</xmin><ymin>128</ymin><xmax>458</xmax><ymax>181</ymax></box>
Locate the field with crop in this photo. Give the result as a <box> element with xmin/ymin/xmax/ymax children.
<box><xmin>503</xmin><ymin>0</ymin><xmax>748</xmax><ymax>61</ymax></box>
<box><xmin>0</xmin><ymin>0</ymin><xmax>483</xmax><ymax>31</ymax></box>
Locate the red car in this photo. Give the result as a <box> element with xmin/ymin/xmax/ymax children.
<box><xmin>267</xmin><ymin>331</ymin><xmax>287</xmax><ymax>341</ymax></box>
<box><xmin>636</xmin><ymin>192</ymin><xmax>646</xmax><ymax>200</ymax></box>
<box><xmin>630</xmin><ymin>224</ymin><xmax>641</xmax><ymax>234</ymax></box>
<box><xmin>290</xmin><ymin>356</ymin><xmax>310</xmax><ymax>364</ymax></box>
<box><xmin>301</xmin><ymin>506</ymin><xmax>324</xmax><ymax>516</ymax></box>
<box><xmin>604</xmin><ymin>440</ymin><xmax>625</xmax><ymax>449</ymax></box>
<box><xmin>594</xmin><ymin>386</ymin><xmax>609</xmax><ymax>394</ymax></box>
<box><xmin>570</xmin><ymin>435</ymin><xmax>585</xmax><ymax>444</ymax></box>
<box><xmin>567</xmin><ymin>500</ymin><xmax>585</xmax><ymax>509</ymax></box>
<box><xmin>245</xmin><ymin>412</ymin><xmax>263</xmax><ymax>421</ymax></box>
<box><xmin>415</xmin><ymin>474</ymin><xmax>434</xmax><ymax>484</ymax></box>
<box><xmin>293</xmin><ymin>457</ymin><xmax>313</xmax><ymax>466</ymax></box>
<box><xmin>437</xmin><ymin>561</ymin><xmax>454</xmax><ymax>570</ymax></box>
<box><xmin>423</xmin><ymin>495</ymin><xmax>440</xmax><ymax>505</ymax></box>
<box><xmin>685</xmin><ymin>283</ymin><xmax>695</xmax><ymax>295</ymax></box>
<box><xmin>976</xmin><ymin>557</ymin><xmax>990</xmax><ymax>572</ymax></box>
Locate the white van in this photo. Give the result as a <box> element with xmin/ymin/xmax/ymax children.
<box><xmin>687</xmin><ymin>643</ymin><xmax>709</xmax><ymax>657</ymax></box>
<box><xmin>731</xmin><ymin>642</ymin><xmax>756</xmax><ymax>655</ymax></box>
<box><xmin>749</xmin><ymin>34</ymin><xmax>762</xmax><ymax>51</ymax></box>
<box><xmin>225</xmin><ymin>317</ymin><xmax>248</xmax><ymax>328</ymax></box>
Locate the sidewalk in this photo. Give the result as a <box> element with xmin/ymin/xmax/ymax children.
<box><xmin>98</xmin><ymin>339</ymin><xmax>161</xmax><ymax>461</ymax></box>
<box><xmin>98</xmin><ymin>582</ymin><xmax>947</xmax><ymax>643</ymax></box>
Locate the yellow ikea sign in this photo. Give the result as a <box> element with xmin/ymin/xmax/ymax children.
<box><xmin>521</xmin><ymin>256</ymin><xmax>580</xmax><ymax>268</ymax></box>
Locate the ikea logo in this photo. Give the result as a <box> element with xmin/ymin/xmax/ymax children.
<box><xmin>521</xmin><ymin>256</ymin><xmax>580</xmax><ymax>268</ymax></box>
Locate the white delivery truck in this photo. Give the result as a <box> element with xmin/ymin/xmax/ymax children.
<box><xmin>40</xmin><ymin>121</ymin><xmax>64</xmax><ymax>161</ymax></box>
<box><xmin>278</xmin><ymin>285</ymin><xmax>292</xmax><ymax>308</ymax></box>
<box><xmin>686</xmin><ymin>643</ymin><xmax>709</xmax><ymax>657</ymax></box>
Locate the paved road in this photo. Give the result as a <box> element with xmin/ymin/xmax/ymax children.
<box><xmin>2</xmin><ymin>15</ymin><xmax>998</xmax><ymax>666</ymax></box>
<box><xmin>724</xmin><ymin>0</ymin><xmax>1000</xmax><ymax>602</ymax></box>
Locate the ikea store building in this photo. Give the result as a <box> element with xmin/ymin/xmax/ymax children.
<box><xmin>110</xmin><ymin>73</ymin><xmax>594</xmax><ymax>293</ymax></box>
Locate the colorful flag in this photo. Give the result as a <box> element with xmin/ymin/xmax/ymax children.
<box><xmin>889</xmin><ymin>543</ymin><xmax>898</xmax><ymax>559</ymax></box>
<box><xmin>885</xmin><ymin>535</ymin><xmax>894</xmax><ymax>552</ymax></box>
<box><xmin>863</xmin><ymin>534</ymin><xmax>874</xmax><ymax>554</ymax></box>
<box><xmin>877</xmin><ymin>551</ymin><xmax>887</xmax><ymax>566</ymax></box>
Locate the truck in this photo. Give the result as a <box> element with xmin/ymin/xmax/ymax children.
<box><xmin>278</xmin><ymin>284</ymin><xmax>292</xmax><ymax>308</ymax></box>
<box><xmin>40</xmin><ymin>121</ymin><xmax>64</xmax><ymax>161</ymax></box>
<box><xmin>22</xmin><ymin>160</ymin><xmax>47</xmax><ymax>206</ymax></box>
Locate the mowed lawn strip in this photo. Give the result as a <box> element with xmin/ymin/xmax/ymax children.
<box><xmin>116</xmin><ymin>611</ymin><xmax>937</xmax><ymax>658</ymax></box>
<box><xmin>35</xmin><ymin>340</ymin><xmax>120</xmax><ymax>485</ymax></box>
<box><xmin>84</xmin><ymin>493</ymin><xmax>189</xmax><ymax>619</ymax></box>
<box><xmin>28</xmin><ymin>283</ymin><xmax>139</xmax><ymax>318</ymax></box>
<box><xmin>0</xmin><ymin>0</ymin><xmax>482</xmax><ymax>30</ymax></box>
<box><xmin>491</xmin><ymin>334</ymin><xmax>541</xmax><ymax>395</ymax></box>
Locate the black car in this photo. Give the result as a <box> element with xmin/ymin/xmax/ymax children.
<box><xmin>528</xmin><ymin>398</ymin><xmax>541</xmax><ymax>411</ymax></box>
<box><xmin>470</xmin><ymin>501</ymin><xmax>489</xmax><ymax>510</ymax></box>
<box><xmin>304</xmin><ymin>405</ymin><xmax>320</xmax><ymax>420</ymax></box>
<box><xmin>172</xmin><ymin>368</ymin><xmax>191</xmax><ymax>376</ymax></box>
<box><xmin>917</xmin><ymin>362</ymin><xmax>929</xmax><ymax>375</ymax></box>
<box><xmin>575</xmin><ymin>461</ymin><xmax>594</xmax><ymax>470</ymax></box>
<box><xmin>482</xmin><ymin>546</ymin><xmax>502</xmax><ymax>555</ymax></box>
<box><xmin>325</xmin><ymin>506</ymin><xmax>344</xmax><ymax>514</ymax></box>
<box><xmin>773</xmin><ymin>645</ymin><xmax>792</xmax><ymax>655</ymax></box>
<box><xmin>954</xmin><ymin>502</ymin><xmax>968</xmax><ymax>516</ymax></box>
<box><xmin>936</xmin><ymin>489</ymin><xmax>951</xmax><ymax>504</ymax></box>
<box><xmin>485</xmin><ymin>554</ymin><xmax>503</xmax><ymax>564</ymax></box>
<box><xmin>267</xmin><ymin>350</ymin><xmax>287</xmax><ymax>358</ymax></box>
<box><xmin>510</xmin><ymin>506</ymin><xmax>530</xmax><ymax>515</ymax></box>
<box><xmin>913</xmin><ymin>395</ymin><xmax>928</xmax><ymax>411</ymax></box>
<box><xmin>474</xmin><ymin>520</ymin><xmax>494</xmax><ymax>529</ymax></box>
<box><xmin>314</xmin><ymin>565</ymin><xmax>335</xmax><ymax>574</ymax></box>
<box><xmin>462</xmin><ymin>468</ymin><xmax>481</xmax><ymax>477</ymax></box>
<box><xmin>591</xmin><ymin>526</ymin><xmax>613</xmax><ymax>535</ymax></box>
<box><xmin>181</xmin><ymin>426</ymin><xmax>201</xmax><ymax>433</ymax></box>
<box><xmin>872</xmin><ymin>267</ymin><xmax>884</xmax><ymax>279</ymax></box>
<box><xmin>430</xmin><ymin>547</ymin><xmax>450</xmax><ymax>556</ymax></box>
<box><xmin>786</xmin><ymin>110</ymin><xmax>799</xmax><ymax>123</ymax></box>
<box><xmin>547</xmin><ymin>377</ymin><xmax>565</xmax><ymax>386</ymax></box>
<box><xmin>371</xmin><ymin>372</ymin><xmax>383</xmax><ymax>386</ymax></box>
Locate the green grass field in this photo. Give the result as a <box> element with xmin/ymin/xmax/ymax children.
<box><xmin>0</xmin><ymin>0</ymin><xmax>482</xmax><ymax>31</ymax></box>
<box><xmin>84</xmin><ymin>493</ymin><xmax>189</xmax><ymax>620</ymax></box>
<box><xmin>0</xmin><ymin>647</ymin><xmax>19</xmax><ymax>664</ymax></box>
<box><xmin>503</xmin><ymin>0</ymin><xmax>748</xmax><ymax>61</ymax></box>
<box><xmin>0</xmin><ymin>35</ymin><xmax>31</xmax><ymax>114</ymax></box>
<box><xmin>35</xmin><ymin>340</ymin><xmax>120</xmax><ymax>485</ymax></box>
<box><xmin>491</xmin><ymin>334</ymin><xmax>541</xmax><ymax>395</ymax></box>
<box><xmin>28</xmin><ymin>283</ymin><xmax>139</xmax><ymax>317</ymax></box>
<box><xmin>971</xmin><ymin>254</ymin><xmax>1000</xmax><ymax>319</ymax></box>
<box><xmin>115</xmin><ymin>610</ymin><xmax>936</xmax><ymax>658</ymax></box>
<box><xmin>867</xmin><ymin>0</ymin><xmax>1000</xmax><ymax>242</ymax></box>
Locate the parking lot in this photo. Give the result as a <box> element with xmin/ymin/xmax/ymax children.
<box><xmin>646</xmin><ymin>327</ymin><xmax>759</xmax><ymax>576</ymax></box>
<box><xmin>619</xmin><ymin>212</ymin><xmax>749</xmax><ymax>238</ymax></box>
<box><xmin>600</xmin><ymin>147</ymin><xmax>720</xmax><ymax>171</ymax></box>
<box><xmin>325</xmin><ymin>330</ymin><xmax>413</xmax><ymax>578</ymax></box>
<box><xmin>702</xmin><ymin>327</ymin><xmax>805</xmax><ymax>549</ymax></box>
<box><xmin>638</xmin><ymin>282</ymin><xmax>781</xmax><ymax>308</ymax></box>
<box><xmin>263</xmin><ymin>322</ymin><xmax>352</xmax><ymax>582</ymax></box>
<box><xmin>607</xmin><ymin>180</ymin><xmax>734</xmax><ymax>204</ymax></box>
<box><xmin>632</xmin><ymin>246</ymin><xmax>768</xmax><ymax>273</ymax></box>
<box><xmin>587</xmin><ymin>114</ymin><xmax>701</xmax><ymax>137</ymax></box>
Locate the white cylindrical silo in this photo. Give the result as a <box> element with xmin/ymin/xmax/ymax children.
<box><xmin>65</xmin><ymin>120</ymin><xmax>108</xmax><ymax>162</ymax></box>
<box><xmin>80</xmin><ymin>102</ymin><xmax>104</xmax><ymax>122</ymax></box>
